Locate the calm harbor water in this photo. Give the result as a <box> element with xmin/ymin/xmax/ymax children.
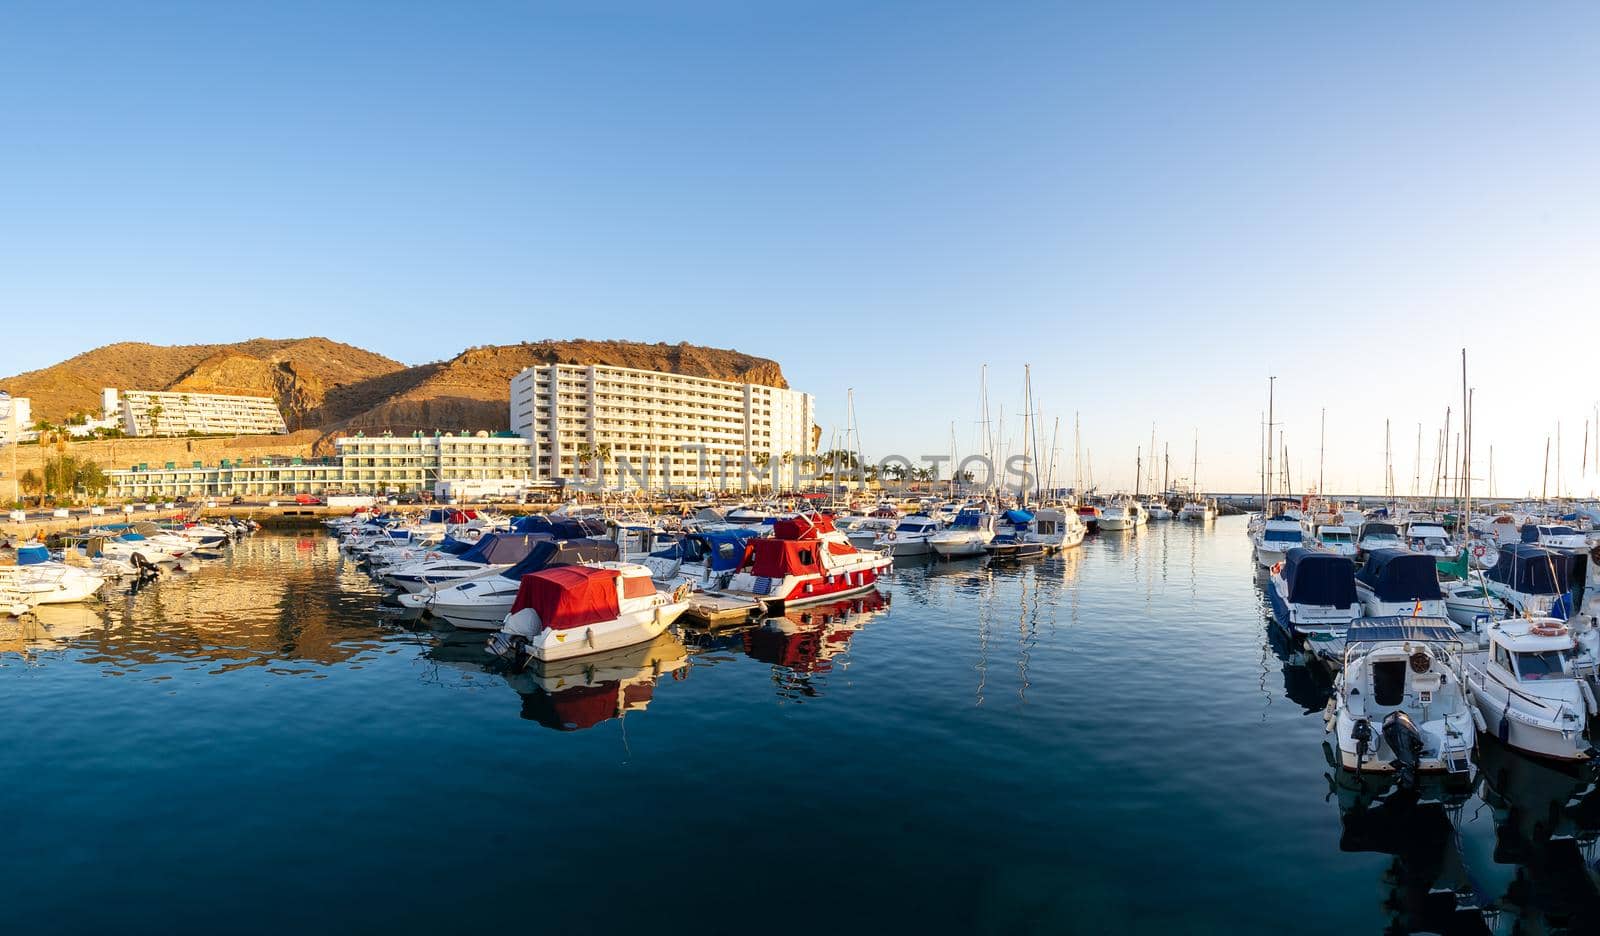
<box><xmin>3</xmin><ymin>517</ymin><xmax>1597</xmax><ymax>934</ymax></box>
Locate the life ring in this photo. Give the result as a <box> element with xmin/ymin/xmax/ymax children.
<box><xmin>1271</xmin><ymin>561</ymin><xmax>1283</xmax><ymax>575</ymax></box>
<box><xmin>1532</xmin><ymin>621</ymin><xmax>1568</xmax><ymax>638</ymax></box>
<box><xmin>886</xmin><ymin>531</ymin><xmax>897</xmax><ymax>541</ymax></box>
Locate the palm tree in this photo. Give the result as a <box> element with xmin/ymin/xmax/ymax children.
<box><xmin>18</xmin><ymin>469</ymin><xmax>42</xmax><ymax>506</ymax></box>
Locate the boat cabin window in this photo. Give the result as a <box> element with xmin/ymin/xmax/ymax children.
<box><xmin>1264</xmin><ymin>529</ymin><xmax>1302</xmax><ymax>543</ymax></box>
<box><xmin>1371</xmin><ymin>659</ymin><xmax>1407</xmax><ymax>707</ymax></box>
<box><xmin>797</xmin><ymin>548</ymin><xmax>814</xmax><ymax>565</ymax></box>
<box><xmin>1320</xmin><ymin>531</ymin><xmax>1354</xmax><ymax>543</ymax></box>
<box><xmin>1036</xmin><ymin>521</ymin><xmax>1057</xmax><ymax>535</ymax></box>
<box><xmin>1494</xmin><ymin>645</ymin><xmax>1513</xmax><ymax>672</ymax></box>
<box><xmin>1513</xmin><ymin>650</ymin><xmax>1569</xmax><ymax>681</ymax></box>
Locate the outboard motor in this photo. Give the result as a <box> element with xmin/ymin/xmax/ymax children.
<box><xmin>1381</xmin><ymin>710</ymin><xmax>1424</xmax><ymax>788</ymax></box>
<box><xmin>1351</xmin><ymin>718</ymin><xmax>1374</xmax><ymax>773</ymax></box>
<box><xmin>130</xmin><ymin>551</ymin><xmax>161</xmax><ymax>582</ymax></box>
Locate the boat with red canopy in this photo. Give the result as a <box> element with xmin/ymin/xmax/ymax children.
<box><xmin>487</xmin><ymin>562</ymin><xmax>691</xmax><ymax>665</ymax></box>
<box><xmin>723</xmin><ymin>513</ymin><xmax>891</xmax><ymax>609</ymax></box>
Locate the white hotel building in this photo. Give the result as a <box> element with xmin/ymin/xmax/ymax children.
<box><xmin>510</xmin><ymin>363</ymin><xmax>815</xmax><ymax>490</ymax></box>
<box><xmin>107</xmin><ymin>388</ymin><xmax>289</xmax><ymax>437</ymax></box>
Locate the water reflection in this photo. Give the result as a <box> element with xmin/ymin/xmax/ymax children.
<box><xmin>1328</xmin><ymin>770</ymin><xmax>1488</xmax><ymax>934</ymax></box>
<box><xmin>743</xmin><ymin>590</ymin><xmax>888</xmax><ymax>699</ymax></box>
<box><xmin>3</xmin><ymin>535</ymin><xmax>394</xmax><ymax>673</ymax></box>
<box><xmin>505</xmin><ymin>632</ymin><xmax>689</xmax><ymax>732</ymax></box>
<box><xmin>1476</xmin><ymin>738</ymin><xmax>1600</xmax><ymax>932</ymax></box>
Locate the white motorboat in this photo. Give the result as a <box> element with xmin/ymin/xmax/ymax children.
<box><xmin>872</xmin><ymin>514</ymin><xmax>943</xmax><ymax>557</ymax></box>
<box><xmin>1178</xmin><ymin>498</ymin><xmax>1217</xmax><ymax>522</ymax></box>
<box><xmin>1253</xmin><ymin>517</ymin><xmax>1305</xmax><ymax>568</ymax></box>
<box><xmin>1097</xmin><ymin>496</ymin><xmax>1146</xmax><ymax>531</ymax></box>
<box><xmin>420</xmin><ymin>539</ymin><xmax>620</xmax><ymax>629</ymax></box>
<box><xmin>1354</xmin><ymin>549</ymin><xmax>1449</xmax><ymax>619</ymax></box>
<box><xmin>929</xmin><ymin>507</ymin><xmax>996</xmax><ymax>558</ymax></box>
<box><xmin>1483</xmin><ymin>544</ymin><xmax>1569</xmax><ymax>618</ymax></box>
<box><xmin>1268</xmin><ymin>548</ymin><xmax>1361</xmax><ymax>668</ymax></box>
<box><xmin>1310</xmin><ymin>523</ymin><xmax>1358</xmax><ymax>559</ymax></box>
<box><xmin>1404</xmin><ymin>520</ymin><xmax>1455</xmax><ymax>559</ymax></box>
<box><xmin>380</xmin><ymin>533</ymin><xmax>544</xmax><ymax>593</ymax></box>
<box><xmin>486</xmin><ymin>562</ymin><xmax>690</xmax><ymax>665</ymax></box>
<box><xmin>1032</xmin><ymin>507</ymin><xmax>1086</xmax><ymax>551</ymax></box>
<box><xmin>1145</xmin><ymin>499</ymin><xmax>1174</xmax><ymax>521</ymax></box>
<box><xmin>722</xmin><ymin>513</ymin><xmax>891</xmax><ymax>608</ymax></box>
<box><xmin>1439</xmin><ymin>574</ymin><xmax>1510</xmax><ymax>635</ymax></box>
<box><xmin>1324</xmin><ymin>617</ymin><xmax>1477</xmax><ymax>779</ymax></box>
<box><xmin>1463</xmin><ymin>618</ymin><xmax>1597</xmax><ymax>762</ymax></box>
<box><xmin>1518</xmin><ymin>523</ymin><xmax>1590</xmax><ymax>552</ymax></box>
<box><xmin>0</xmin><ymin>551</ymin><xmax>106</xmax><ymax>605</ymax></box>
<box><xmin>1356</xmin><ymin>520</ymin><xmax>1404</xmax><ymax>558</ymax></box>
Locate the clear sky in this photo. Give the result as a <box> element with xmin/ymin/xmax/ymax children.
<box><xmin>3</xmin><ymin>2</ymin><xmax>1598</xmax><ymax>497</ymax></box>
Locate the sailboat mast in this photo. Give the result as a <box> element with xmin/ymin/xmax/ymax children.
<box><xmin>1266</xmin><ymin>376</ymin><xmax>1275</xmax><ymax>509</ymax></box>
<box><xmin>1319</xmin><ymin>407</ymin><xmax>1325</xmax><ymax>496</ymax></box>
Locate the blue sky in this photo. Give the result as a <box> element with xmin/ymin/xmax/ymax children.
<box><xmin>3</xmin><ymin>2</ymin><xmax>1598</xmax><ymax>496</ymax></box>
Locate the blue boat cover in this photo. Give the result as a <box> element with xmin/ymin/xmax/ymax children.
<box><xmin>1282</xmin><ymin>548</ymin><xmax>1356</xmax><ymax>608</ymax></box>
<box><xmin>1345</xmin><ymin>617</ymin><xmax>1461</xmax><ymax>644</ymax></box>
<box><xmin>1003</xmin><ymin>509</ymin><xmax>1034</xmax><ymax>524</ymax></box>
<box><xmin>1354</xmin><ymin>549</ymin><xmax>1441</xmax><ymax>602</ymax></box>
<box><xmin>16</xmin><ymin>544</ymin><xmax>49</xmax><ymax>565</ymax></box>
<box><xmin>497</xmin><ymin>538</ymin><xmax>619</xmax><ymax>580</ymax></box>
<box><xmin>457</xmin><ymin>533</ymin><xmax>540</xmax><ymax>565</ymax></box>
<box><xmin>512</xmin><ymin>514</ymin><xmax>554</xmax><ymax>535</ymax></box>
<box><xmin>1486</xmin><ymin>544</ymin><xmax>1570</xmax><ymax>595</ymax></box>
<box><xmin>650</xmin><ymin>529</ymin><xmax>761</xmax><ymax>572</ymax></box>
<box><xmin>1520</xmin><ymin>525</ymin><xmax>1541</xmax><ymax>544</ymax></box>
<box><xmin>435</xmin><ymin>535</ymin><xmax>474</xmax><ymax>556</ymax></box>
<box><xmin>951</xmin><ymin>509</ymin><xmax>985</xmax><ymax>530</ymax></box>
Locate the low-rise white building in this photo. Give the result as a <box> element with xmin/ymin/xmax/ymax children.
<box><xmin>509</xmin><ymin>363</ymin><xmax>814</xmax><ymax>490</ymax></box>
<box><xmin>0</xmin><ymin>393</ymin><xmax>31</xmax><ymax>445</ymax></box>
<box><xmin>109</xmin><ymin>387</ymin><xmax>289</xmax><ymax>437</ymax></box>
<box><xmin>102</xmin><ymin>431</ymin><xmax>538</xmax><ymax>499</ymax></box>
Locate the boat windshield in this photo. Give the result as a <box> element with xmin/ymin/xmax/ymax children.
<box><xmin>1542</xmin><ymin>526</ymin><xmax>1578</xmax><ymax>536</ymax></box>
<box><xmin>1320</xmin><ymin>531</ymin><xmax>1354</xmax><ymax>543</ymax></box>
<box><xmin>1264</xmin><ymin>529</ymin><xmax>1302</xmax><ymax>543</ymax></box>
<box><xmin>1514</xmin><ymin>650</ymin><xmax>1570</xmax><ymax>681</ymax></box>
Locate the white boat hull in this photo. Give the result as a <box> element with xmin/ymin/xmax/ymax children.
<box><xmin>489</xmin><ymin>602</ymin><xmax>689</xmax><ymax>662</ymax></box>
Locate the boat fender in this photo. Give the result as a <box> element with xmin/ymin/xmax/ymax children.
<box><xmin>585</xmin><ymin>627</ymin><xmax>595</xmax><ymax>648</ymax></box>
<box><xmin>1498</xmin><ymin>697</ymin><xmax>1511</xmax><ymax>744</ymax></box>
<box><xmin>1471</xmin><ymin>707</ymin><xmax>1488</xmax><ymax>734</ymax></box>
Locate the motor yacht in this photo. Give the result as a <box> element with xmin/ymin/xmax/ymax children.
<box><xmin>1097</xmin><ymin>496</ymin><xmax>1146</xmax><ymax>531</ymax></box>
<box><xmin>1254</xmin><ymin>517</ymin><xmax>1305</xmax><ymax>568</ymax></box>
<box><xmin>722</xmin><ymin>513</ymin><xmax>891</xmax><ymax>609</ymax></box>
<box><xmin>872</xmin><ymin>514</ymin><xmax>943</xmax><ymax>558</ymax></box>
<box><xmin>1178</xmin><ymin>498</ymin><xmax>1217</xmax><ymax>522</ymax></box>
<box><xmin>1404</xmin><ymin>520</ymin><xmax>1455</xmax><ymax>559</ymax></box>
<box><xmin>1310</xmin><ymin>523</ymin><xmax>1358</xmax><ymax>559</ymax></box>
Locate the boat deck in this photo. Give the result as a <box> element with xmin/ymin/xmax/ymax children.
<box><xmin>681</xmin><ymin>591</ymin><xmax>765</xmax><ymax>628</ymax></box>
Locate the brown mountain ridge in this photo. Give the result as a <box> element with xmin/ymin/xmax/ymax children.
<box><xmin>2</xmin><ymin>338</ymin><xmax>789</xmax><ymax>447</ymax></box>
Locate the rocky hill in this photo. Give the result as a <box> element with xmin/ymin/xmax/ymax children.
<box><xmin>3</xmin><ymin>338</ymin><xmax>790</xmax><ymax>447</ymax></box>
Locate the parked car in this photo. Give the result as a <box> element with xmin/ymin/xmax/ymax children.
<box><xmin>231</xmin><ymin>495</ymin><xmax>244</xmax><ymax>505</ymax></box>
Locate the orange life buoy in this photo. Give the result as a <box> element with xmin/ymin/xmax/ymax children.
<box><xmin>1531</xmin><ymin>621</ymin><xmax>1568</xmax><ymax>638</ymax></box>
<box><xmin>886</xmin><ymin>531</ymin><xmax>897</xmax><ymax>541</ymax></box>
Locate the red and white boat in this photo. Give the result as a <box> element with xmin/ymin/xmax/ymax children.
<box><xmin>723</xmin><ymin>513</ymin><xmax>891</xmax><ymax>609</ymax></box>
<box><xmin>487</xmin><ymin>562</ymin><xmax>691</xmax><ymax>665</ymax></box>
